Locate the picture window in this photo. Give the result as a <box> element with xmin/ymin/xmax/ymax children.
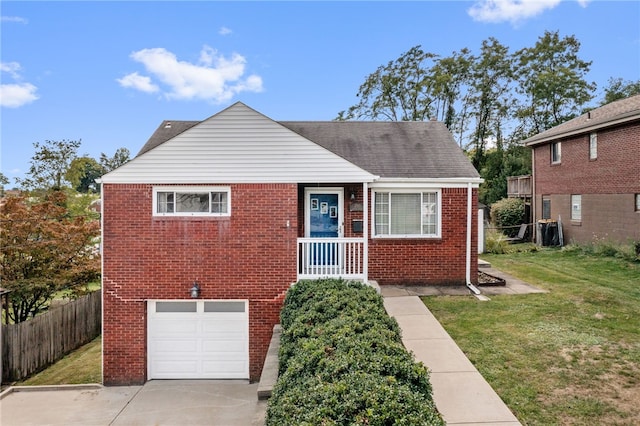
<box><xmin>373</xmin><ymin>190</ymin><xmax>440</xmax><ymax>238</ymax></box>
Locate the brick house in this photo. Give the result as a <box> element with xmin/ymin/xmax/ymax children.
<box><xmin>523</xmin><ymin>94</ymin><xmax>640</xmax><ymax>245</ymax></box>
<box><xmin>99</xmin><ymin>102</ymin><xmax>482</xmax><ymax>385</ymax></box>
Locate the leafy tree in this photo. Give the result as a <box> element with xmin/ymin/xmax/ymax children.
<box><xmin>467</xmin><ymin>38</ymin><xmax>515</xmax><ymax>170</ymax></box>
<box><xmin>66</xmin><ymin>156</ymin><xmax>102</xmax><ymax>193</ymax></box>
<box><xmin>600</xmin><ymin>77</ymin><xmax>640</xmax><ymax>105</ymax></box>
<box><xmin>515</xmin><ymin>30</ymin><xmax>595</xmax><ymax>136</ymax></box>
<box><xmin>0</xmin><ymin>191</ymin><xmax>100</xmax><ymax>323</ymax></box>
<box><xmin>431</xmin><ymin>48</ymin><xmax>474</xmax><ymax>144</ymax></box>
<box><xmin>337</xmin><ymin>45</ymin><xmax>438</xmax><ymax>121</ymax></box>
<box><xmin>100</xmin><ymin>147</ymin><xmax>131</xmax><ymax>173</ymax></box>
<box><xmin>16</xmin><ymin>139</ymin><xmax>81</xmax><ymax>191</ymax></box>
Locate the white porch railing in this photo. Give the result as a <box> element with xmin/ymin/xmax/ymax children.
<box><xmin>297</xmin><ymin>238</ymin><xmax>365</xmax><ymax>280</ymax></box>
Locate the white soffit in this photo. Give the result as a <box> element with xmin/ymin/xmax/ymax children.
<box><xmin>101</xmin><ymin>103</ymin><xmax>376</xmax><ymax>184</ymax></box>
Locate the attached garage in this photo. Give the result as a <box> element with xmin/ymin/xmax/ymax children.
<box><xmin>147</xmin><ymin>300</ymin><xmax>249</xmax><ymax>379</ymax></box>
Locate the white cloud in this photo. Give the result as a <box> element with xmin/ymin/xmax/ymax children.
<box><xmin>219</xmin><ymin>26</ymin><xmax>232</xmax><ymax>36</ymax></box>
<box><xmin>1</xmin><ymin>62</ymin><xmax>22</xmax><ymax>79</ymax></box>
<box><xmin>468</xmin><ymin>0</ymin><xmax>584</xmax><ymax>24</ymax></box>
<box><xmin>119</xmin><ymin>46</ymin><xmax>263</xmax><ymax>103</ymax></box>
<box><xmin>117</xmin><ymin>72</ymin><xmax>159</xmax><ymax>93</ymax></box>
<box><xmin>1</xmin><ymin>16</ymin><xmax>28</xmax><ymax>24</ymax></box>
<box><xmin>0</xmin><ymin>62</ymin><xmax>39</xmax><ymax>108</ymax></box>
<box><xmin>0</xmin><ymin>83</ymin><xmax>39</xmax><ymax>108</ymax></box>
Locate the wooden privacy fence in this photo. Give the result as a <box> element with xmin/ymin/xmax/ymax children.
<box><xmin>1</xmin><ymin>290</ymin><xmax>101</xmax><ymax>382</ymax></box>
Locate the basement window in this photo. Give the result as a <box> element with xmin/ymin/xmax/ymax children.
<box><xmin>153</xmin><ymin>186</ymin><xmax>231</xmax><ymax>217</ymax></box>
<box><xmin>571</xmin><ymin>195</ymin><xmax>582</xmax><ymax>222</ymax></box>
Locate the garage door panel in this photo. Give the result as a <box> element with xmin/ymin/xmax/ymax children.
<box><xmin>153</xmin><ymin>339</ymin><xmax>199</xmax><ymax>353</ymax></box>
<box><xmin>202</xmin><ymin>360</ymin><xmax>248</xmax><ymax>375</ymax></box>
<box><xmin>202</xmin><ymin>339</ymin><xmax>246</xmax><ymax>354</ymax></box>
<box><xmin>153</xmin><ymin>360</ymin><xmax>199</xmax><ymax>375</ymax></box>
<box><xmin>148</xmin><ymin>300</ymin><xmax>248</xmax><ymax>380</ymax></box>
<box><xmin>151</xmin><ymin>319</ymin><xmax>199</xmax><ymax>335</ymax></box>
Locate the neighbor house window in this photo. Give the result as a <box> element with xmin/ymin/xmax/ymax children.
<box><xmin>373</xmin><ymin>190</ymin><xmax>440</xmax><ymax>237</ymax></box>
<box><xmin>636</xmin><ymin>194</ymin><xmax>640</xmax><ymax>212</ymax></box>
<box><xmin>153</xmin><ymin>186</ymin><xmax>231</xmax><ymax>217</ymax></box>
<box><xmin>571</xmin><ymin>195</ymin><xmax>582</xmax><ymax>221</ymax></box>
<box><xmin>551</xmin><ymin>142</ymin><xmax>561</xmax><ymax>164</ymax></box>
<box><xmin>589</xmin><ymin>132</ymin><xmax>597</xmax><ymax>160</ymax></box>
<box><xmin>542</xmin><ymin>198</ymin><xmax>551</xmax><ymax>220</ymax></box>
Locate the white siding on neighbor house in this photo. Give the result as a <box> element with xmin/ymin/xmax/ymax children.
<box><xmin>101</xmin><ymin>103</ymin><xmax>377</xmax><ymax>184</ymax></box>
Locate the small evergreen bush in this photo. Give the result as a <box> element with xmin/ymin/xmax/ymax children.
<box><xmin>267</xmin><ymin>279</ymin><xmax>445</xmax><ymax>425</ymax></box>
<box><xmin>491</xmin><ymin>198</ymin><xmax>525</xmax><ymax>237</ymax></box>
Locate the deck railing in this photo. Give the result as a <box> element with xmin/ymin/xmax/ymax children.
<box><xmin>297</xmin><ymin>238</ymin><xmax>365</xmax><ymax>280</ymax></box>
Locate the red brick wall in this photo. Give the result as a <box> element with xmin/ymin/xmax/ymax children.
<box><xmin>534</xmin><ymin>123</ymin><xmax>640</xmax><ymax>195</ymax></box>
<box><xmin>102</xmin><ymin>183</ymin><xmax>297</xmax><ymax>385</ymax></box>
<box><xmin>533</xmin><ymin>122</ymin><xmax>640</xmax><ymax>243</ymax></box>
<box><xmin>368</xmin><ymin>187</ymin><xmax>478</xmax><ymax>285</ymax></box>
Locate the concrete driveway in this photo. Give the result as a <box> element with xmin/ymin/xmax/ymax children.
<box><xmin>0</xmin><ymin>380</ymin><xmax>267</xmax><ymax>426</ymax></box>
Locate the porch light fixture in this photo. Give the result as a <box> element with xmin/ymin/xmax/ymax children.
<box><xmin>350</xmin><ymin>190</ymin><xmax>356</xmax><ymax>200</ymax></box>
<box><xmin>190</xmin><ymin>281</ymin><xmax>201</xmax><ymax>298</ymax></box>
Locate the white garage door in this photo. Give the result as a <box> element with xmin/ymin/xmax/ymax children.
<box><xmin>147</xmin><ymin>300</ymin><xmax>249</xmax><ymax>379</ymax></box>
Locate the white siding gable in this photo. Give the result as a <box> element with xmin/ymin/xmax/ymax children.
<box><xmin>101</xmin><ymin>103</ymin><xmax>376</xmax><ymax>184</ymax></box>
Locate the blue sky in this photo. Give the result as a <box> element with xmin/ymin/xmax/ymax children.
<box><xmin>1</xmin><ymin>1</ymin><xmax>639</xmax><ymax>187</ymax></box>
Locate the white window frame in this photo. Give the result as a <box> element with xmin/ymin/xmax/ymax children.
<box><xmin>571</xmin><ymin>194</ymin><xmax>582</xmax><ymax>222</ymax></box>
<box><xmin>551</xmin><ymin>142</ymin><xmax>561</xmax><ymax>164</ymax></box>
<box><xmin>153</xmin><ymin>186</ymin><xmax>231</xmax><ymax>217</ymax></box>
<box><xmin>635</xmin><ymin>194</ymin><xmax>640</xmax><ymax>212</ymax></box>
<box><xmin>371</xmin><ymin>189</ymin><xmax>441</xmax><ymax>238</ymax></box>
<box><xmin>589</xmin><ymin>132</ymin><xmax>598</xmax><ymax>160</ymax></box>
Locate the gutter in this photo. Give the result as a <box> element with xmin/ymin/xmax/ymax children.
<box><xmin>466</xmin><ymin>182</ymin><xmax>481</xmax><ymax>295</ymax></box>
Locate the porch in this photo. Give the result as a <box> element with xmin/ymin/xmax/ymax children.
<box><xmin>297</xmin><ymin>237</ymin><xmax>366</xmax><ymax>280</ymax></box>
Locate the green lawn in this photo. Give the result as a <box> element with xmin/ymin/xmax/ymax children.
<box><xmin>423</xmin><ymin>248</ymin><xmax>640</xmax><ymax>425</ymax></box>
<box><xmin>17</xmin><ymin>336</ymin><xmax>102</xmax><ymax>386</ymax></box>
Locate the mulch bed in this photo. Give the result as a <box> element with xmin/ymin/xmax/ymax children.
<box><xmin>478</xmin><ymin>270</ymin><xmax>506</xmax><ymax>286</ymax></box>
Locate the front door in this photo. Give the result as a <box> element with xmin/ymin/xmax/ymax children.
<box><xmin>305</xmin><ymin>188</ymin><xmax>344</xmax><ymax>267</ymax></box>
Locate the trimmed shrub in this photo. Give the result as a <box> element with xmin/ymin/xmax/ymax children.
<box><xmin>267</xmin><ymin>279</ymin><xmax>444</xmax><ymax>425</ymax></box>
<box><xmin>491</xmin><ymin>198</ymin><xmax>525</xmax><ymax>237</ymax></box>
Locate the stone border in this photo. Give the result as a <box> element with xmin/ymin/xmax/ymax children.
<box><xmin>257</xmin><ymin>324</ymin><xmax>281</xmax><ymax>400</ymax></box>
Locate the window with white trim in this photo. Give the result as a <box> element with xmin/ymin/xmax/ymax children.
<box><xmin>589</xmin><ymin>132</ymin><xmax>597</xmax><ymax>160</ymax></box>
<box><xmin>153</xmin><ymin>187</ymin><xmax>230</xmax><ymax>217</ymax></box>
<box><xmin>551</xmin><ymin>142</ymin><xmax>561</xmax><ymax>164</ymax></box>
<box><xmin>373</xmin><ymin>190</ymin><xmax>440</xmax><ymax>237</ymax></box>
<box><xmin>571</xmin><ymin>194</ymin><xmax>582</xmax><ymax>221</ymax></box>
<box><xmin>635</xmin><ymin>194</ymin><xmax>640</xmax><ymax>212</ymax></box>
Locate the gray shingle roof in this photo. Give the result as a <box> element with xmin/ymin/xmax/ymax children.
<box><xmin>137</xmin><ymin>120</ymin><xmax>199</xmax><ymax>156</ymax></box>
<box><xmin>523</xmin><ymin>94</ymin><xmax>640</xmax><ymax>146</ymax></box>
<box><xmin>279</xmin><ymin>121</ymin><xmax>479</xmax><ymax>179</ymax></box>
<box><xmin>136</xmin><ymin>116</ymin><xmax>480</xmax><ymax>179</ymax></box>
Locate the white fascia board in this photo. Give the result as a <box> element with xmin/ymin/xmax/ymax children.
<box><xmin>370</xmin><ymin>177</ymin><xmax>483</xmax><ymax>189</ymax></box>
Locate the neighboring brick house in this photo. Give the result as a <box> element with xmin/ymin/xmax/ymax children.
<box><xmin>99</xmin><ymin>102</ymin><xmax>482</xmax><ymax>385</ymax></box>
<box><xmin>524</xmin><ymin>94</ymin><xmax>640</xmax><ymax>245</ymax></box>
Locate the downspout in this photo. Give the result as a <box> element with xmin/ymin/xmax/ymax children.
<box><xmin>363</xmin><ymin>182</ymin><xmax>368</xmax><ymax>283</ymax></box>
<box><xmin>97</xmin><ymin>178</ymin><xmax>105</xmax><ymax>384</ymax></box>
<box><xmin>466</xmin><ymin>182</ymin><xmax>481</xmax><ymax>295</ymax></box>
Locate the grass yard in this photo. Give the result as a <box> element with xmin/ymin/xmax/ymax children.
<box><xmin>423</xmin><ymin>247</ymin><xmax>640</xmax><ymax>425</ymax></box>
<box><xmin>17</xmin><ymin>336</ymin><xmax>102</xmax><ymax>386</ymax></box>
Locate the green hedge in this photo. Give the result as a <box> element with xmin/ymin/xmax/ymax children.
<box><xmin>266</xmin><ymin>279</ymin><xmax>445</xmax><ymax>426</ymax></box>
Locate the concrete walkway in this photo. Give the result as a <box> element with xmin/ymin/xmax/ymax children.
<box><xmin>383</xmin><ymin>296</ymin><xmax>521</xmax><ymax>425</ymax></box>
<box><xmin>379</xmin><ymin>263</ymin><xmax>545</xmax><ymax>426</ymax></box>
